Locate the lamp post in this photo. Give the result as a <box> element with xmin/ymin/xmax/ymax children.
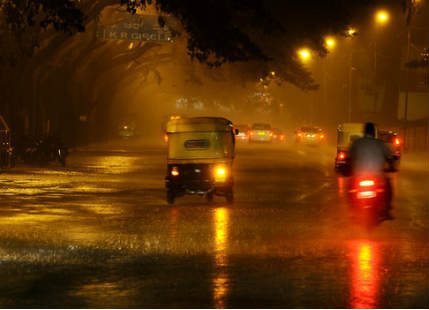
<box><xmin>373</xmin><ymin>10</ymin><xmax>390</xmax><ymax>114</ymax></box>
<box><xmin>323</xmin><ymin>37</ymin><xmax>336</xmax><ymax>120</ymax></box>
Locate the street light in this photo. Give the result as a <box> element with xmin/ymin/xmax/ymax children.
<box><xmin>347</xmin><ymin>27</ymin><xmax>357</xmax><ymax>37</ymax></box>
<box><xmin>375</xmin><ymin>10</ymin><xmax>389</xmax><ymax>24</ymax></box>
<box><xmin>325</xmin><ymin>37</ymin><xmax>336</xmax><ymax>50</ymax></box>
<box><xmin>298</xmin><ymin>48</ymin><xmax>311</xmax><ymax>62</ymax></box>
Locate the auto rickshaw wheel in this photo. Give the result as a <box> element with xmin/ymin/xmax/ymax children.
<box><xmin>166</xmin><ymin>190</ymin><xmax>175</xmax><ymax>204</ymax></box>
<box><xmin>387</xmin><ymin>159</ymin><xmax>399</xmax><ymax>172</ymax></box>
<box><xmin>225</xmin><ymin>189</ymin><xmax>234</xmax><ymax>204</ymax></box>
<box><xmin>206</xmin><ymin>191</ymin><xmax>214</xmax><ymax>202</ymax></box>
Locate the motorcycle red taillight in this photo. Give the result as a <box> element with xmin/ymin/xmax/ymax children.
<box><xmin>359</xmin><ymin>180</ymin><xmax>375</xmax><ymax>187</ymax></box>
<box><xmin>355</xmin><ymin>177</ymin><xmax>381</xmax><ymax>199</ymax></box>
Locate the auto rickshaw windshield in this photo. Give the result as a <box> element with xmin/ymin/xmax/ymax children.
<box><xmin>337</xmin><ymin>123</ymin><xmax>365</xmax><ymax>149</ymax></box>
<box><xmin>168</xmin><ymin>131</ymin><xmax>234</xmax><ymax>160</ymax></box>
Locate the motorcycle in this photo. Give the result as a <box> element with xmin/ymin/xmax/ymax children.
<box><xmin>38</xmin><ymin>136</ymin><xmax>68</xmax><ymax>167</ymax></box>
<box><xmin>56</xmin><ymin>144</ymin><xmax>68</xmax><ymax>167</ymax></box>
<box><xmin>14</xmin><ymin>135</ymin><xmax>68</xmax><ymax>167</ymax></box>
<box><xmin>348</xmin><ymin>174</ymin><xmax>391</xmax><ymax>226</ymax></box>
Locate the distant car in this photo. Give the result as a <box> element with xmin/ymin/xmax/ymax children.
<box><xmin>118</xmin><ymin>123</ymin><xmax>135</xmax><ymax>139</ymax></box>
<box><xmin>250</xmin><ymin>123</ymin><xmax>273</xmax><ymax>143</ymax></box>
<box><xmin>235</xmin><ymin>124</ymin><xmax>250</xmax><ymax>142</ymax></box>
<box><xmin>379</xmin><ymin>130</ymin><xmax>401</xmax><ymax>171</ymax></box>
<box><xmin>295</xmin><ymin>127</ymin><xmax>326</xmax><ymax>144</ymax></box>
<box><xmin>272</xmin><ymin>128</ymin><xmax>286</xmax><ymax>143</ymax></box>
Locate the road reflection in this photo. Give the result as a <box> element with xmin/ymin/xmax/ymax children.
<box><xmin>349</xmin><ymin>240</ymin><xmax>380</xmax><ymax>309</ymax></box>
<box><xmin>90</xmin><ymin>155</ymin><xmax>138</xmax><ymax>174</ymax></box>
<box><xmin>213</xmin><ymin>207</ymin><xmax>230</xmax><ymax>309</ymax></box>
<box><xmin>169</xmin><ymin>208</ymin><xmax>179</xmax><ymax>241</ymax></box>
<box><xmin>337</xmin><ymin>176</ymin><xmax>346</xmax><ymax>197</ymax></box>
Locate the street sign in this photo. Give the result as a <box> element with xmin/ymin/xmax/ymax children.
<box><xmin>96</xmin><ymin>15</ymin><xmax>173</xmax><ymax>42</ymax></box>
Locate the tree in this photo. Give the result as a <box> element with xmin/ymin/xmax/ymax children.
<box><xmin>1</xmin><ymin>0</ymin><xmax>414</xmax><ymax>90</ymax></box>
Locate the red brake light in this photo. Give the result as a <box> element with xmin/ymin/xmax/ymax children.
<box><xmin>394</xmin><ymin>138</ymin><xmax>400</xmax><ymax>146</ymax></box>
<box><xmin>320</xmin><ymin>134</ymin><xmax>325</xmax><ymax>139</ymax></box>
<box><xmin>171</xmin><ymin>166</ymin><xmax>179</xmax><ymax>177</ymax></box>
<box><xmin>297</xmin><ymin>132</ymin><xmax>302</xmax><ymax>137</ymax></box>
<box><xmin>359</xmin><ymin>180</ymin><xmax>375</xmax><ymax>187</ymax></box>
<box><xmin>269</xmin><ymin>131</ymin><xmax>273</xmax><ymax>137</ymax></box>
<box><xmin>338</xmin><ymin>152</ymin><xmax>346</xmax><ymax>160</ymax></box>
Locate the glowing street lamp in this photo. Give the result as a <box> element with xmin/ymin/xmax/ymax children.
<box><xmin>375</xmin><ymin>10</ymin><xmax>389</xmax><ymax>24</ymax></box>
<box><xmin>325</xmin><ymin>37</ymin><xmax>336</xmax><ymax>49</ymax></box>
<box><xmin>298</xmin><ymin>48</ymin><xmax>311</xmax><ymax>62</ymax></box>
<box><xmin>347</xmin><ymin>27</ymin><xmax>357</xmax><ymax>37</ymax></box>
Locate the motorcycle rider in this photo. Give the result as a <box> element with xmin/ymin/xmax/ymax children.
<box><xmin>349</xmin><ymin>122</ymin><xmax>393</xmax><ymax>219</ymax></box>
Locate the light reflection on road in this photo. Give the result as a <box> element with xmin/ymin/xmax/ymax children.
<box><xmin>337</xmin><ymin>176</ymin><xmax>346</xmax><ymax>197</ymax></box>
<box><xmin>89</xmin><ymin>155</ymin><xmax>138</xmax><ymax>174</ymax></box>
<box><xmin>349</xmin><ymin>240</ymin><xmax>380</xmax><ymax>309</ymax></box>
<box><xmin>169</xmin><ymin>208</ymin><xmax>179</xmax><ymax>241</ymax></box>
<box><xmin>213</xmin><ymin>207</ymin><xmax>230</xmax><ymax>309</ymax></box>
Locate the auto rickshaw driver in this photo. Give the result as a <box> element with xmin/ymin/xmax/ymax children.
<box><xmin>165</xmin><ymin>117</ymin><xmax>236</xmax><ymax>204</ymax></box>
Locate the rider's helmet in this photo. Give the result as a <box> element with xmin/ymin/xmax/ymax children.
<box><xmin>364</xmin><ymin>122</ymin><xmax>376</xmax><ymax>138</ymax></box>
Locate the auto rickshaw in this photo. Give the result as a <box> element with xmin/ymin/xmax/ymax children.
<box><xmin>335</xmin><ymin>122</ymin><xmax>366</xmax><ymax>173</ymax></box>
<box><xmin>165</xmin><ymin>117</ymin><xmax>236</xmax><ymax>204</ymax></box>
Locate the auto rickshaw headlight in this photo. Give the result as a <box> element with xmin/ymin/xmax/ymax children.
<box><xmin>214</xmin><ymin>165</ymin><xmax>227</xmax><ymax>182</ymax></box>
<box><xmin>171</xmin><ymin>166</ymin><xmax>180</xmax><ymax>177</ymax></box>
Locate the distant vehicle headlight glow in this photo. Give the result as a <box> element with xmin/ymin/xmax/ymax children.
<box><xmin>171</xmin><ymin>166</ymin><xmax>179</xmax><ymax>177</ymax></box>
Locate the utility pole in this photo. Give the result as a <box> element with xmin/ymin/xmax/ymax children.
<box><xmin>403</xmin><ymin>28</ymin><xmax>412</xmax><ymax>152</ymax></box>
<box><xmin>404</xmin><ymin>29</ymin><xmax>410</xmax><ymax>121</ymax></box>
<box><xmin>373</xmin><ymin>37</ymin><xmax>378</xmax><ymax>114</ymax></box>
<box><xmin>348</xmin><ymin>37</ymin><xmax>354</xmax><ymax>123</ymax></box>
<box><xmin>348</xmin><ymin>66</ymin><xmax>354</xmax><ymax>123</ymax></box>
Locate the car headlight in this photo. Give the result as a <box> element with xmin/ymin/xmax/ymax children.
<box><xmin>214</xmin><ymin>165</ymin><xmax>227</xmax><ymax>182</ymax></box>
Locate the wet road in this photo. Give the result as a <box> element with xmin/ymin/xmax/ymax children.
<box><xmin>0</xmin><ymin>141</ymin><xmax>428</xmax><ymax>308</ymax></box>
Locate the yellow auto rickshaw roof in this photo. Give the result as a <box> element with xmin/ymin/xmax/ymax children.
<box><xmin>337</xmin><ymin>122</ymin><xmax>365</xmax><ymax>132</ymax></box>
<box><xmin>166</xmin><ymin>117</ymin><xmax>233</xmax><ymax>133</ymax></box>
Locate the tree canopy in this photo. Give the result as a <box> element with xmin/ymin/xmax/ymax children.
<box><xmin>0</xmin><ymin>0</ymin><xmax>414</xmax><ymax>89</ymax></box>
